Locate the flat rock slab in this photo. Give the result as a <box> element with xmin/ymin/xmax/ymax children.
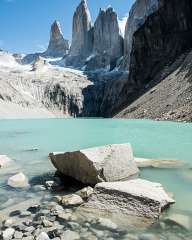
<box><xmin>135</xmin><ymin>157</ymin><xmax>184</xmax><ymax>168</ymax></box>
<box><xmin>84</xmin><ymin>179</ymin><xmax>175</xmax><ymax>219</ymax></box>
<box><xmin>49</xmin><ymin>144</ymin><xmax>139</xmax><ymax>185</ymax></box>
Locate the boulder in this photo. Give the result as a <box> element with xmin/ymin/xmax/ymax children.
<box><xmin>8</xmin><ymin>172</ymin><xmax>29</xmax><ymax>188</ymax></box>
<box><xmin>84</xmin><ymin>179</ymin><xmax>175</xmax><ymax>219</ymax></box>
<box><xmin>49</xmin><ymin>143</ymin><xmax>139</xmax><ymax>185</ymax></box>
<box><xmin>0</xmin><ymin>155</ymin><xmax>13</xmax><ymax>168</ymax></box>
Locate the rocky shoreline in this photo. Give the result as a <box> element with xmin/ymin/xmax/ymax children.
<box><xmin>0</xmin><ymin>144</ymin><xmax>192</xmax><ymax>239</ymax></box>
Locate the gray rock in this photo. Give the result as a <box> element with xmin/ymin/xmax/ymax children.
<box><xmin>76</xmin><ymin>186</ymin><xmax>93</xmax><ymax>200</ymax></box>
<box><xmin>14</xmin><ymin>230</ymin><xmax>23</xmax><ymax>239</ymax></box>
<box><xmin>20</xmin><ymin>211</ymin><xmax>32</xmax><ymax>217</ymax></box>
<box><xmin>94</xmin><ymin>218</ymin><xmax>117</xmax><ymax>231</ymax></box>
<box><xmin>88</xmin><ymin>7</ymin><xmax>123</xmax><ymax>70</ymax></box>
<box><xmin>36</xmin><ymin>232</ymin><xmax>50</xmax><ymax>240</ymax></box>
<box><xmin>61</xmin><ymin>194</ymin><xmax>84</xmax><ymax>207</ymax></box>
<box><xmin>49</xmin><ymin>143</ymin><xmax>139</xmax><ymax>185</ymax></box>
<box><xmin>0</xmin><ymin>155</ymin><xmax>13</xmax><ymax>168</ymax></box>
<box><xmin>66</xmin><ymin>0</ymin><xmax>93</xmax><ymax>67</ymax></box>
<box><xmin>3</xmin><ymin>218</ymin><xmax>14</xmax><ymax>228</ymax></box>
<box><xmin>163</xmin><ymin>213</ymin><xmax>192</xmax><ymax>231</ymax></box>
<box><xmin>32</xmin><ymin>185</ymin><xmax>46</xmax><ymax>192</ymax></box>
<box><xmin>85</xmin><ymin>179</ymin><xmax>175</xmax><ymax>219</ymax></box>
<box><xmin>61</xmin><ymin>230</ymin><xmax>80</xmax><ymax>240</ymax></box>
<box><xmin>44</xmin><ymin>21</ymin><xmax>69</xmax><ymax>57</ymax></box>
<box><xmin>2</xmin><ymin>228</ymin><xmax>15</xmax><ymax>240</ymax></box>
<box><xmin>139</xmin><ymin>233</ymin><xmax>160</xmax><ymax>240</ymax></box>
<box><xmin>8</xmin><ymin>172</ymin><xmax>29</xmax><ymax>188</ymax></box>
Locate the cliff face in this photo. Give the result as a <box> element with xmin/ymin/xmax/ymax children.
<box><xmin>85</xmin><ymin>8</ymin><xmax>123</xmax><ymax>71</ymax></box>
<box><xmin>66</xmin><ymin>0</ymin><xmax>93</xmax><ymax>67</ymax></box>
<box><xmin>115</xmin><ymin>0</ymin><xmax>192</xmax><ymax>121</ymax></box>
<box><xmin>45</xmin><ymin>21</ymin><xmax>69</xmax><ymax>57</ymax></box>
<box><xmin>122</xmin><ymin>0</ymin><xmax>159</xmax><ymax>70</ymax></box>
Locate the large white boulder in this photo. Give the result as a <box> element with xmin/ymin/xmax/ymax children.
<box><xmin>0</xmin><ymin>155</ymin><xmax>13</xmax><ymax>168</ymax></box>
<box><xmin>49</xmin><ymin>144</ymin><xmax>139</xmax><ymax>185</ymax></box>
<box><xmin>84</xmin><ymin>179</ymin><xmax>175</xmax><ymax>219</ymax></box>
<box><xmin>8</xmin><ymin>172</ymin><xmax>29</xmax><ymax>188</ymax></box>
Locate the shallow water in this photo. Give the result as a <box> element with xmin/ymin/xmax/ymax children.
<box><xmin>0</xmin><ymin>118</ymin><xmax>192</xmax><ymax>235</ymax></box>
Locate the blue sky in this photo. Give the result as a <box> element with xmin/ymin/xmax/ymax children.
<box><xmin>0</xmin><ymin>0</ymin><xmax>135</xmax><ymax>54</ymax></box>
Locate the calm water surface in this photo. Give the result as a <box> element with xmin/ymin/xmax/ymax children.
<box><xmin>0</xmin><ymin>118</ymin><xmax>192</xmax><ymax>216</ymax></box>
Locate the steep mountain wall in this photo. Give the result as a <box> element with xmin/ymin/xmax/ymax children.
<box><xmin>114</xmin><ymin>0</ymin><xmax>192</xmax><ymax>120</ymax></box>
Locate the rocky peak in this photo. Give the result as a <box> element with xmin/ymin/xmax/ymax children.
<box><xmin>69</xmin><ymin>0</ymin><xmax>93</xmax><ymax>59</ymax></box>
<box><xmin>45</xmin><ymin>20</ymin><xmax>69</xmax><ymax>57</ymax></box>
<box><xmin>93</xmin><ymin>7</ymin><xmax>123</xmax><ymax>58</ymax></box>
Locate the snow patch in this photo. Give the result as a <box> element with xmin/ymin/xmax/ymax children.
<box><xmin>118</xmin><ymin>15</ymin><xmax>128</xmax><ymax>37</ymax></box>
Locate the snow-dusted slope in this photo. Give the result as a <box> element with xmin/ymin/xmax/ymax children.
<box><xmin>0</xmin><ymin>51</ymin><xmax>93</xmax><ymax>118</ymax></box>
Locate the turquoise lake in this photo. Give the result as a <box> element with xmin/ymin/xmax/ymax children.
<box><xmin>0</xmin><ymin>118</ymin><xmax>192</xmax><ymax>217</ymax></box>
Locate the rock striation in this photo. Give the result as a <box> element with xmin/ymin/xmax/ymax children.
<box><xmin>115</xmin><ymin>0</ymin><xmax>192</xmax><ymax>120</ymax></box>
<box><xmin>122</xmin><ymin>0</ymin><xmax>159</xmax><ymax>70</ymax></box>
<box><xmin>44</xmin><ymin>21</ymin><xmax>69</xmax><ymax>57</ymax></box>
<box><xmin>49</xmin><ymin>144</ymin><xmax>139</xmax><ymax>185</ymax></box>
<box><xmin>85</xmin><ymin>179</ymin><xmax>175</xmax><ymax>219</ymax></box>
<box><xmin>66</xmin><ymin>0</ymin><xmax>93</xmax><ymax>67</ymax></box>
<box><xmin>86</xmin><ymin>7</ymin><xmax>123</xmax><ymax>71</ymax></box>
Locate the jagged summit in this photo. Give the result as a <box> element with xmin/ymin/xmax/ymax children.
<box><xmin>44</xmin><ymin>20</ymin><xmax>69</xmax><ymax>57</ymax></box>
<box><xmin>85</xmin><ymin>5</ymin><xmax>123</xmax><ymax>70</ymax></box>
<box><xmin>65</xmin><ymin>0</ymin><xmax>93</xmax><ymax>67</ymax></box>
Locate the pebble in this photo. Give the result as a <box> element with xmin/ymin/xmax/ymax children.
<box><xmin>61</xmin><ymin>194</ymin><xmax>84</xmax><ymax>207</ymax></box>
<box><xmin>27</xmin><ymin>205</ymin><xmax>40</xmax><ymax>214</ymax></box>
<box><xmin>14</xmin><ymin>230</ymin><xmax>23</xmax><ymax>239</ymax></box>
<box><xmin>60</xmin><ymin>230</ymin><xmax>80</xmax><ymax>240</ymax></box>
<box><xmin>36</xmin><ymin>232</ymin><xmax>50</xmax><ymax>240</ymax></box>
<box><xmin>2</xmin><ymin>227</ymin><xmax>15</xmax><ymax>240</ymax></box>
<box><xmin>20</xmin><ymin>211</ymin><xmax>32</xmax><ymax>217</ymax></box>
<box><xmin>3</xmin><ymin>218</ymin><xmax>14</xmax><ymax>228</ymax></box>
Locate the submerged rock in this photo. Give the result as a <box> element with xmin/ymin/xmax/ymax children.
<box><xmin>49</xmin><ymin>143</ymin><xmax>139</xmax><ymax>185</ymax></box>
<box><xmin>61</xmin><ymin>194</ymin><xmax>84</xmax><ymax>207</ymax></box>
<box><xmin>0</xmin><ymin>155</ymin><xmax>13</xmax><ymax>168</ymax></box>
<box><xmin>135</xmin><ymin>157</ymin><xmax>184</xmax><ymax>168</ymax></box>
<box><xmin>163</xmin><ymin>213</ymin><xmax>192</xmax><ymax>231</ymax></box>
<box><xmin>84</xmin><ymin>179</ymin><xmax>175</xmax><ymax>219</ymax></box>
<box><xmin>8</xmin><ymin>172</ymin><xmax>29</xmax><ymax>188</ymax></box>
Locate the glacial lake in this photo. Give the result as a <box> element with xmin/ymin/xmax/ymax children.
<box><xmin>0</xmin><ymin>118</ymin><xmax>192</xmax><ymax>223</ymax></box>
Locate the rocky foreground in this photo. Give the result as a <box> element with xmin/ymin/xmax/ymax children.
<box><xmin>1</xmin><ymin>144</ymin><xmax>192</xmax><ymax>240</ymax></box>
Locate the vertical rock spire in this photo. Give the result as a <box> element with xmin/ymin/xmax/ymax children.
<box><xmin>66</xmin><ymin>0</ymin><xmax>93</xmax><ymax>66</ymax></box>
<box><xmin>45</xmin><ymin>20</ymin><xmax>69</xmax><ymax>57</ymax></box>
<box><xmin>93</xmin><ymin>7</ymin><xmax>123</xmax><ymax>59</ymax></box>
